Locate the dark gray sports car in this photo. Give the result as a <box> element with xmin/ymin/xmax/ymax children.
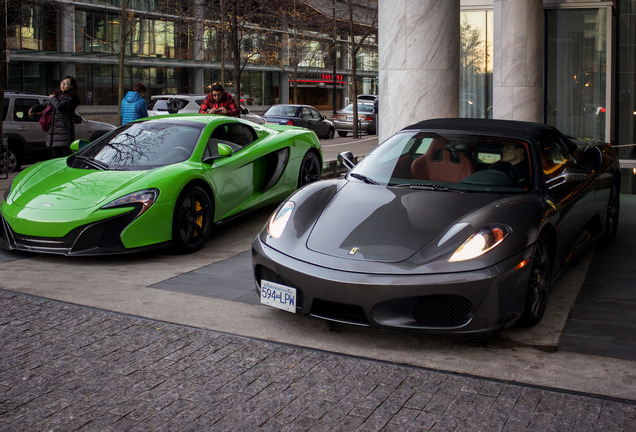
<box><xmin>251</xmin><ymin>118</ymin><xmax>621</xmax><ymax>336</ymax></box>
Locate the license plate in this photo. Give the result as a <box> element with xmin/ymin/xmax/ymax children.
<box><xmin>260</xmin><ymin>280</ymin><xmax>297</xmax><ymax>313</ymax></box>
<box><xmin>346</xmin><ymin>116</ymin><xmax>353</xmax><ymax>121</ymax></box>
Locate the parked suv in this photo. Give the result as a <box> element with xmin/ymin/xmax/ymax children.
<box><xmin>2</xmin><ymin>91</ymin><xmax>115</xmax><ymax>172</ymax></box>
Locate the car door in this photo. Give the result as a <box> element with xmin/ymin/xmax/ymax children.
<box><xmin>308</xmin><ymin>106</ymin><xmax>328</xmax><ymax>137</ymax></box>
<box><xmin>540</xmin><ymin>132</ymin><xmax>597</xmax><ymax>262</ymax></box>
<box><xmin>6</xmin><ymin>96</ymin><xmax>49</xmax><ymax>151</ymax></box>
<box><xmin>205</xmin><ymin>122</ymin><xmax>261</xmax><ymax>220</ymax></box>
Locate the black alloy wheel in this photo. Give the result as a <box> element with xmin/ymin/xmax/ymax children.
<box><xmin>172</xmin><ymin>185</ymin><xmax>213</xmax><ymax>253</ymax></box>
<box><xmin>604</xmin><ymin>179</ymin><xmax>620</xmax><ymax>243</ymax></box>
<box><xmin>519</xmin><ymin>234</ymin><xmax>551</xmax><ymax>326</ymax></box>
<box><xmin>326</xmin><ymin>128</ymin><xmax>335</xmax><ymax>139</ymax></box>
<box><xmin>298</xmin><ymin>152</ymin><xmax>321</xmax><ymax>188</ymax></box>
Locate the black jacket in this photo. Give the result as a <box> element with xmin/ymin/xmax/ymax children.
<box><xmin>32</xmin><ymin>91</ymin><xmax>81</xmax><ymax>148</ymax></box>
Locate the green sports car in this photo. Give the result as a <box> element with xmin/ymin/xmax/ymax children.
<box><xmin>0</xmin><ymin>114</ymin><xmax>322</xmax><ymax>255</ymax></box>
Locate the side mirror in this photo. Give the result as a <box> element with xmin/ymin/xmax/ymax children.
<box><xmin>202</xmin><ymin>143</ymin><xmax>233</xmax><ymax>164</ymax></box>
<box><xmin>73</xmin><ymin>114</ymin><xmax>83</xmax><ymax>124</ymax></box>
<box><xmin>242</xmin><ymin>108</ymin><xmax>249</xmax><ymax>115</ymax></box>
<box><xmin>338</xmin><ymin>151</ymin><xmax>356</xmax><ymax>170</ymax></box>
<box><xmin>581</xmin><ymin>146</ymin><xmax>602</xmax><ymax>171</ymax></box>
<box><xmin>70</xmin><ymin>139</ymin><xmax>91</xmax><ymax>152</ymax></box>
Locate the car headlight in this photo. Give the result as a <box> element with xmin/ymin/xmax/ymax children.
<box><xmin>268</xmin><ymin>201</ymin><xmax>294</xmax><ymax>238</ymax></box>
<box><xmin>448</xmin><ymin>225</ymin><xmax>511</xmax><ymax>262</ymax></box>
<box><xmin>101</xmin><ymin>188</ymin><xmax>159</xmax><ymax>217</ymax></box>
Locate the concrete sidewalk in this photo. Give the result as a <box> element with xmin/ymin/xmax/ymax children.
<box><xmin>1</xmin><ymin>291</ymin><xmax>634</xmax><ymax>431</ymax></box>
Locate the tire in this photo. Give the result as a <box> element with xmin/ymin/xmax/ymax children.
<box><xmin>172</xmin><ymin>185</ymin><xmax>213</xmax><ymax>253</ymax></box>
<box><xmin>1</xmin><ymin>144</ymin><xmax>21</xmax><ymax>173</ymax></box>
<box><xmin>326</xmin><ymin>128</ymin><xmax>335</xmax><ymax>140</ymax></box>
<box><xmin>518</xmin><ymin>234</ymin><xmax>551</xmax><ymax>326</ymax></box>
<box><xmin>298</xmin><ymin>151</ymin><xmax>322</xmax><ymax>188</ymax></box>
<box><xmin>337</xmin><ymin>131</ymin><xmax>348</xmax><ymax>137</ymax></box>
<box><xmin>603</xmin><ymin>179</ymin><xmax>620</xmax><ymax>244</ymax></box>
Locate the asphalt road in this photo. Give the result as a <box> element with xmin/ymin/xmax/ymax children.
<box><xmin>0</xmin><ymin>135</ymin><xmax>635</xmax><ymax>430</ymax></box>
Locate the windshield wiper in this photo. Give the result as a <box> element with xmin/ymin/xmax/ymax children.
<box><xmin>394</xmin><ymin>183</ymin><xmax>465</xmax><ymax>193</ymax></box>
<box><xmin>349</xmin><ymin>173</ymin><xmax>378</xmax><ymax>185</ymax></box>
<box><xmin>75</xmin><ymin>155</ymin><xmax>109</xmax><ymax>171</ymax></box>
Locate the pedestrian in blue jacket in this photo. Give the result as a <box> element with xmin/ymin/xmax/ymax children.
<box><xmin>120</xmin><ymin>82</ymin><xmax>148</xmax><ymax>124</ymax></box>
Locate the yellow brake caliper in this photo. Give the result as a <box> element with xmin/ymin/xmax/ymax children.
<box><xmin>193</xmin><ymin>201</ymin><xmax>203</xmax><ymax>237</ymax></box>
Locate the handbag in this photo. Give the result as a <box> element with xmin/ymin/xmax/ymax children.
<box><xmin>39</xmin><ymin>105</ymin><xmax>53</xmax><ymax>132</ymax></box>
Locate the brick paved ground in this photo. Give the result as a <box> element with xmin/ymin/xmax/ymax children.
<box><xmin>1</xmin><ymin>290</ymin><xmax>635</xmax><ymax>432</ymax></box>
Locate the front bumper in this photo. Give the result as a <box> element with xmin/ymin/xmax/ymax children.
<box><xmin>0</xmin><ymin>211</ymin><xmax>169</xmax><ymax>256</ymax></box>
<box><xmin>252</xmin><ymin>238</ymin><xmax>534</xmax><ymax>336</ymax></box>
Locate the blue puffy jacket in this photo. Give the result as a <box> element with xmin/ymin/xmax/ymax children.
<box><xmin>120</xmin><ymin>91</ymin><xmax>148</xmax><ymax>124</ymax></box>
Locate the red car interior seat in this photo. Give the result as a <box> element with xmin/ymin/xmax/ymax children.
<box><xmin>411</xmin><ymin>139</ymin><xmax>474</xmax><ymax>182</ymax></box>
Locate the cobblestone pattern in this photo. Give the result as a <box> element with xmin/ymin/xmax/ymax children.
<box><xmin>0</xmin><ymin>291</ymin><xmax>635</xmax><ymax>432</ymax></box>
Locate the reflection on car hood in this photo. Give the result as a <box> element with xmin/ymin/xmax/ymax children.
<box><xmin>13</xmin><ymin>161</ymin><xmax>149</xmax><ymax>211</ymax></box>
<box><xmin>306</xmin><ymin>181</ymin><xmax>501</xmax><ymax>262</ymax></box>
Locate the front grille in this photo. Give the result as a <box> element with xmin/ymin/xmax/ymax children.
<box><xmin>413</xmin><ymin>295</ymin><xmax>473</xmax><ymax>327</ymax></box>
<box><xmin>256</xmin><ymin>265</ymin><xmax>286</xmax><ymax>285</ymax></box>
<box><xmin>71</xmin><ymin>211</ymin><xmax>137</xmax><ymax>253</ymax></box>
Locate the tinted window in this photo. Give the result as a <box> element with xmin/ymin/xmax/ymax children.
<box><xmin>14</xmin><ymin>98</ymin><xmax>42</xmax><ymax>122</ymax></box>
<box><xmin>540</xmin><ymin>134</ymin><xmax>574</xmax><ymax>181</ymax></box>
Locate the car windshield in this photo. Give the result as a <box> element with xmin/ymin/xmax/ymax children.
<box><xmin>70</xmin><ymin>120</ymin><xmax>205</xmax><ymax>170</ymax></box>
<box><xmin>349</xmin><ymin>130</ymin><xmax>532</xmax><ymax>193</ymax></box>
<box><xmin>148</xmin><ymin>98</ymin><xmax>192</xmax><ymax>111</ymax></box>
<box><xmin>264</xmin><ymin>105</ymin><xmax>297</xmax><ymax>117</ymax></box>
<box><xmin>342</xmin><ymin>103</ymin><xmax>375</xmax><ymax>114</ymax></box>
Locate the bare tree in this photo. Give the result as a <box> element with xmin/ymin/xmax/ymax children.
<box><xmin>342</xmin><ymin>0</ymin><xmax>377</xmax><ymax>138</ymax></box>
<box><xmin>208</xmin><ymin>0</ymin><xmax>266</xmax><ymax>106</ymax></box>
<box><xmin>256</xmin><ymin>0</ymin><xmax>333</xmax><ymax>104</ymax></box>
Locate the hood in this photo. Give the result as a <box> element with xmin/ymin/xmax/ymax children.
<box><xmin>12</xmin><ymin>161</ymin><xmax>150</xmax><ymax>211</ymax></box>
<box><xmin>124</xmin><ymin>91</ymin><xmax>143</xmax><ymax>103</ymax></box>
<box><xmin>306</xmin><ymin>181</ymin><xmax>501</xmax><ymax>262</ymax></box>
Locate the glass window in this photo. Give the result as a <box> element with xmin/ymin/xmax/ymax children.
<box><xmin>13</xmin><ymin>98</ymin><xmax>43</xmax><ymax>122</ymax></box>
<box><xmin>546</xmin><ymin>8</ymin><xmax>608</xmax><ymax>141</ymax></box>
<box><xmin>74</xmin><ymin>120</ymin><xmax>204</xmax><ymax>169</ymax></box>
<box><xmin>460</xmin><ymin>11</ymin><xmax>493</xmax><ymax>119</ymax></box>
<box><xmin>616</xmin><ymin>0</ymin><xmax>636</xmax><ymax>160</ymax></box>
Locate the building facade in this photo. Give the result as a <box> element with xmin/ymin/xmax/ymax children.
<box><xmin>379</xmin><ymin>0</ymin><xmax>635</xmax><ymax>171</ymax></box>
<box><xmin>6</xmin><ymin>0</ymin><xmax>379</xmax><ymax>116</ymax></box>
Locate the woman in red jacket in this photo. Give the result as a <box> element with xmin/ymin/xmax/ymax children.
<box><xmin>199</xmin><ymin>83</ymin><xmax>239</xmax><ymax>117</ymax></box>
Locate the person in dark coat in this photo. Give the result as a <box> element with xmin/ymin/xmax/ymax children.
<box><xmin>120</xmin><ymin>82</ymin><xmax>148</xmax><ymax>124</ymax></box>
<box><xmin>29</xmin><ymin>76</ymin><xmax>81</xmax><ymax>158</ymax></box>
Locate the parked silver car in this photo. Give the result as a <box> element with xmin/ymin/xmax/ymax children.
<box><xmin>2</xmin><ymin>91</ymin><xmax>115</xmax><ymax>172</ymax></box>
<box><xmin>147</xmin><ymin>94</ymin><xmax>265</xmax><ymax>124</ymax></box>
<box><xmin>333</xmin><ymin>99</ymin><xmax>377</xmax><ymax>137</ymax></box>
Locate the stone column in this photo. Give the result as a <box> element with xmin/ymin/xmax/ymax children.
<box><xmin>378</xmin><ymin>0</ymin><xmax>460</xmax><ymax>142</ymax></box>
<box><xmin>492</xmin><ymin>0</ymin><xmax>544</xmax><ymax>122</ymax></box>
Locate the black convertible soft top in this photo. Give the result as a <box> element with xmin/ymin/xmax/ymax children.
<box><xmin>402</xmin><ymin>118</ymin><xmax>567</xmax><ymax>146</ymax></box>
